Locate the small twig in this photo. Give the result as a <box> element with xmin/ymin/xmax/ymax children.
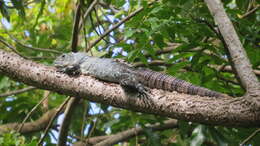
<box><xmin>86</xmin><ymin>107</ymin><xmax>101</xmax><ymax>139</ymax></box>
<box><xmin>71</xmin><ymin>2</ymin><xmax>82</xmax><ymax>52</ymax></box>
<box><xmin>240</xmin><ymin>5</ymin><xmax>259</xmax><ymax>19</ymax></box>
<box><xmin>82</xmin><ymin>14</ymin><xmax>91</xmax><ymax>54</ymax></box>
<box><xmin>27</xmin><ymin>56</ymin><xmax>55</xmax><ymax>60</ymax></box>
<box><xmin>86</xmin><ymin>1</ymin><xmax>156</xmax><ymax>50</ymax></box>
<box><xmin>0</xmin><ymin>36</ymin><xmax>55</xmax><ymax>60</ymax></box>
<box><xmin>142</xmin><ymin>43</ymin><xmax>180</xmax><ymax>58</ymax></box>
<box><xmin>217</xmin><ymin>75</ymin><xmax>239</xmax><ymax>85</ymax></box>
<box><xmin>92</xmin><ymin>8</ymin><xmax>102</xmax><ymax>35</ymax></box>
<box><xmin>42</xmin><ymin>91</ymin><xmax>50</xmax><ymax>111</ymax></box>
<box><xmin>0</xmin><ymin>108</ymin><xmax>58</xmax><ymax>134</ymax></box>
<box><xmin>79</xmin><ymin>0</ymin><xmax>98</xmax><ymax>53</ymax></box>
<box><xmin>0</xmin><ymin>86</ymin><xmax>36</xmax><ymax>97</ymax></box>
<box><xmin>94</xmin><ymin>119</ymin><xmax>178</xmax><ymax>146</ymax></box>
<box><xmin>49</xmin><ymin>130</ymin><xmax>58</xmax><ymax>142</ymax></box>
<box><xmin>240</xmin><ymin>128</ymin><xmax>260</xmax><ymax>145</ymax></box>
<box><xmin>38</xmin><ymin>97</ymin><xmax>71</xmax><ymax>145</ymax></box>
<box><xmin>133</xmin><ymin>60</ymin><xmax>170</xmax><ymax>67</ymax></box>
<box><xmin>18</xmin><ymin>91</ymin><xmax>49</xmax><ymax>132</ymax></box>
<box><xmin>220</xmin><ymin>65</ymin><xmax>260</xmax><ymax>76</ymax></box>
<box><xmin>58</xmin><ymin>97</ymin><xmax>80</xmax><ymax>146</ymax></box>
<box><xmin>8</xmin><ymin>34</ymin><xmax>61</xmax><ymax>54</ymax></box>
<box><xmin>98</xmin><ymin>1</ymin><xmax>119</xmax><ymax>13</ymax></box>
<box><xmin>79</xmin><ymin>0</ymin><xmax>99</xmax><ymax>31</ymax></box>
<box><xmin>81</xmin><ymin>102</ymin><xmax>89</xmax><ymax>139</ymax></box>
<box><xmin>0</xmin><ymin>37</ymin><xmax>28</xmax><ymax>59</ymax></box>
<box><xmin>89</xmin><ymin>12</ymin><xmax>110</xmax><ymax>44</ymax></box>
<box><xmin>194</xmin><ymin>18</ymin><xmax>220</xmax><ymax>37</ymax></box>
<box><xmin>100</xmin><ymin>7</ymin><xmax>113</xmax><ymax>23</ymax></box>
<box><xmin>94</xmin><ymin>7</ymin><xmax>116</xmax><ymax>41</ymax></box>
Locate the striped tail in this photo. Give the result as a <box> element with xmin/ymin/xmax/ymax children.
<box><xmin>136</xmin><ymin>68</ymin><xmax>224</xmax><ymax>97</ymax></box>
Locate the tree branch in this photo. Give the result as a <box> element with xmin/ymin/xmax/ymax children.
<box><xmin>204</xmin><ymin>0</ymin><xmax>260</xmax><ymax>94</ymax></box>
<box><xmin>220</xmin><ymin>65</ymin><xmax>260</xmax><ymax>76</ymax></box>
<box><xmin>95</xmin><ymin>119</ymin><xmax>178</xmax><ymax>146</ymax></box>
<box><xmin>74</xmin><ymin>119</ymin><xmax>178</xmax><ymax>146</ymax></box>
<box><xmin>71</xmin><ymin>2</ymin><xmax>82</xmax><ymax>52</ymax></box>
<box><xmin>38</xmin><ymin>97</ymin><xmax>71</xmax><ymax>145</ymax></box>
<box><xmin>73</xmin><ymin>136</ymin><xmax>109</xmax><ymax>146</ymax></box>
<box><xmin>0</xmin><ymin>37</ymin><xmax>28</xmax><ymax>59</ymax></box>
<box><xmin>0</xmin><ymin>50</ymin><xmax>260</xmax><ymax>127</ymax></box>
<box><xmin>79</xmin><ymin>0</ymin><xmax>98</xmax><ymax>32</ymax></box>
<box><xmin>58</xmin><ymin>97</ymin><xmax>80</xmax><ymax>146</ymax></box>
<box><xmin>18</xmin><ymin>92</ymin><xmax>49</xmax><ymax>132</ymax></box>
<box><xmin>86</xmin><ymin>1</ymin><xmax>156</xmax><ymax>50</ymax></box>
<box><xmin>240</xmin><ymin>128</ymin><xmax>260</xmax><ymax>145</ymax></box>
<box><xmin>240</xmin><ymin>4</ymin><xmax>259</xmax><ymax>19</ymax></box>
<box><xmin>0</xmin><ymin>86</ymin><xmax>36</xmax><ymax>97</ymax></box>
<box><xmin>7</xmin><ymin>34</ymin><xmax>61</xmax><ymax>54</ymax></box>
<box><xmin>0</xmin><ymin>108</ymin><xmax>57</xmax><ymax>134</ymax></box>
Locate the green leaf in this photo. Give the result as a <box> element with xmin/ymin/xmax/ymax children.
<box><xmin>236</xmin><ymin>0</ymin><xmax>249</xmax><ymax>10</ymax></box>
<box><xmin>0</xmin><ymin>2</ymin><xmax>10</xmax><ymax>21</ymax></box>
<box><xmin>10</xmin><ymin>0</ymin><xmax>26</xmax><ymax>18</ymax></box>
<box><xmin>209</xmin><ymin>127</ymin><xmax>228</xmax><ymax>146</ymax></box>
<box><xmin>168</xmin><ymin>62</ymin><xmax>189</xmax><ymax>75</ymax></box>
<box><xmin>190</xmin><ymin>125</ymin><xmax>206</xmax><ymax>146</ymax></box>
<box><xmin>0</xmin><ymin>76</ymin><xmax>11</xmax><ymax>89</ymax></box>
<box><xmin>153</xmin><ymin>33</ymin><xmax>166</xmax><ymax>48</ymax></box>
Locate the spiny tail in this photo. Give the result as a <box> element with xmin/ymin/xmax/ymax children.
<box><xmin>136</xmin><ymin>69</ymin><xmax>224</xmax><ymax>98</ymax></box>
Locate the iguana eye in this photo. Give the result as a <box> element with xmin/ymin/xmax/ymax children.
<box><xmin>61</xmin><ymin>54</ymin><xmax>66</xmax><ymax>58</ymax></box>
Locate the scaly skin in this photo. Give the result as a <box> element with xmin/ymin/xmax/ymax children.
<box><xmin>54</xmin><ymin>52</ymin><xmax>147</xmax><ymax>94</ymax></box>
<box><xmin>54</xmin><ymin>52</ymin><xmax>227</xmax><ymax>98</ymax></box>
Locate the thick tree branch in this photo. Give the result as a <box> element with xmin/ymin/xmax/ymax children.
<box><xmin>0</xmin><ymin>50</ymin><xmax>260</xmax><ymax>127</ymax></box>
<box><xmin>204</xmin><ymin>0</ymin><xmax>260</xmax><ymax>94</ymax></box>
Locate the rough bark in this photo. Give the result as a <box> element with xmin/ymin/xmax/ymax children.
<box><xmin>0</xmin><ymin>50</ymin><xmax>260</xmax><ymax>127</ymax></box>
<box><xmin>204</xmin><ymin>0</ymin><xmax>260</xmax><ymax>94</ymax></box>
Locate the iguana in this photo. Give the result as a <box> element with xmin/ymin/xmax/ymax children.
<box><xmin>54</xmin><ymin>52</ymin><xmax>227</xmax><ymax>98</ymax></box>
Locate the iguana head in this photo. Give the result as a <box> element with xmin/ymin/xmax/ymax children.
<box><xmin>53</xmin><ymin>52</ymin><xmax>88</xmax><ymax>68</ymax></box>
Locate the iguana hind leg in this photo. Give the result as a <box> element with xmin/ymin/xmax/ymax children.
<box><xmin>119</xmin><ymin>73</ymin><xmax>149</xmax><ymax>97</ymax></box>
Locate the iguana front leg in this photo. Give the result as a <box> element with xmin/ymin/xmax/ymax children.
<box><xmin>57</xmin><ymin>64</ymin><xmax>81</xmax><ymax>76</ymax></box>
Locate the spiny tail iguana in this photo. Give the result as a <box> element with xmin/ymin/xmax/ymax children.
<box><xmin>54</xmin><ymin>52</ymin><xmax>227</xmax><ymax>98</ymax></box>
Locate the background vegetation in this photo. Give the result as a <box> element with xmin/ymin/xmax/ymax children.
<box><xmin>0</xmin><ymin>0</ymin><xmax>259</xmax><ymax>145</ymax></box>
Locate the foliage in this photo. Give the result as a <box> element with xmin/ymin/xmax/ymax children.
<box><xmin>0</xmin><ymin>0</ymin><xmax>259</xmax><ymax>145</ymax></box>
<box><xmin>0</xmin><ymin>131</ymin><xmax>37</xmax><ymax>146</ymax></box>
